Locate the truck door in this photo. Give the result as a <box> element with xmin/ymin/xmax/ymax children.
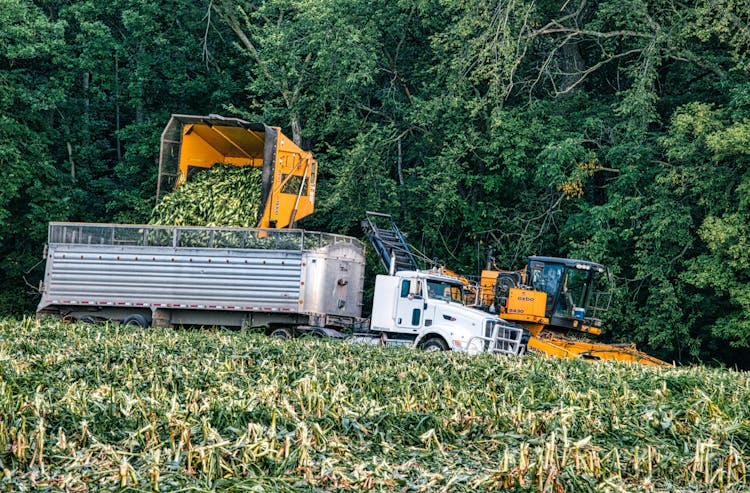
<box><xmin>395</xmin><ymin>279</ymin><xmax>423</xmax><ymax>331</ymax></box>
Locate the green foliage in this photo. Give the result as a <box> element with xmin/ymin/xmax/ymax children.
<box><xmin>0</xmin><ymin>0</ymin><xmax>749</xmax><ymax>366</ymax></box>
<box><xmin>670</xmin><ymin>100</ymin><xmax>750</xmax><ymax>352</ymax></box>
<box><xmin>0</xmin><ymin>1</ymin><xmax>78</xmax><ymax>314</ymax></box>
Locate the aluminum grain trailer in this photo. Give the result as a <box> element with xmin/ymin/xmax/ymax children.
<box><xmin>36</xmin><ymin>223</ymin><xmax>366</xmax><ymax>335</ymax></box>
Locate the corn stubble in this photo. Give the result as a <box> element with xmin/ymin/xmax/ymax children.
<box><xmin>0</xmin><ymin>318</ymin><xmax>747</xmax><ymax>492</ymax></box>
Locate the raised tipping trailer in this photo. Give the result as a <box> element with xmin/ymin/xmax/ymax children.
<box><xmin>37</xmin><ymin>222</ymin><xmax>366</xmax><ymax>334</ymax></box>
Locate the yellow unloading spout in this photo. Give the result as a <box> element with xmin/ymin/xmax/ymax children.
<box><xmin>156</xmin><ymin>114</ymin><xmax>317</xmax><ymax>229</ymax></box>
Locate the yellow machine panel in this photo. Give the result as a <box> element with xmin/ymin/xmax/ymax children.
<box><xmin>480</xmin><ymin>269</ymin><xmax>499</xmax><ymax>307</ymax></box>
<box><xmin>528</xmin><ymin>333</ymin><xmax>671</xmax><ymax>367</ymax></box>
<box><xmin>157</xmin><ymin>114</ymin><xmax>317</xmax><ymax>229</ymax></box>
<box><xmin>504</xmin><ymin>287</ymin><xmax>547</xmax><ymax>322</ymax></box>
<box><xmin>481</xmin><ymin>269</ymin><xmax>548</xmax><ymax>330</ymax></box>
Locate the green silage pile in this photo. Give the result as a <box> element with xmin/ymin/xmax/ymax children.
<box><xmin>151</xmin><ymin>164</ymin><xmax>263</xmax><ymax>227</ymax></box>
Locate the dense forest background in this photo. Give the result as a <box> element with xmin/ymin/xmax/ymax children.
<box><xmin>1</xmin><ymin>0</ymin><xmax>748</xmax><ymax>367</ymax></box>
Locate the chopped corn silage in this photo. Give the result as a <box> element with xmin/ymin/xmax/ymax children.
<box><xmin>0</xmin><ymin>317</ymin><xmax>748</xmax><ymax>492</ymax></box>
<box><xmin>151</xmin><ymin>164</ymin><xmax>263</xmax><ymax>227</ymax></box>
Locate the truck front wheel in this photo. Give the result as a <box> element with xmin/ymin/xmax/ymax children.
<box><xmin>421</xmin><ymin>336</ymin><xmax>448</xmax><ymax>352</ymax></box>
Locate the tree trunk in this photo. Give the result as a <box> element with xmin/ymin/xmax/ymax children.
<box><xmin>558</xmin><ymin>41</ymin><xmax>585</xmax><ymax>94</ymax></box>
<box><xmin>290</xmin><ymin>113</ymin><xmax>302</xmax><ymax>146</ymax></box>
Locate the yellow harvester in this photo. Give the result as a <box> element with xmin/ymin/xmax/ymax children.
<box><xmin>480</xmin><ymin>256</ymin><xmax>671</xmax><ymax>366</ymax></box>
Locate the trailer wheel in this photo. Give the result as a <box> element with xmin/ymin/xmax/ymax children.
<box><xmin>78</xmin><ymin>315</ymin><xmax>97</xmax><ymax>325</ymax></box>
<box><xmin>123</xmin><ymin>314</ymin><xmax>149</xmax><ymax>328</ymax></box>
<box><xmin>421</xmin><ymin>336</ymin><xmax>448</xmax><ymax>352</ymax></box>
<box><xmin>269</xmin><ymin>327</ymin><xmax>292</xmax><ymax>339</ymax></box>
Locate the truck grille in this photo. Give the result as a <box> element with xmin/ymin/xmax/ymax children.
<box><xmin>488</xmin><ymin>320</ymin><xmax>524</xmax><ymax>355</ymax></box>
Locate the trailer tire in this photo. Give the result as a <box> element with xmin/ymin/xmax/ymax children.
<box><xmin>421</xmin><ymin>336</ymin><xmax>448</xmax><ymax>352</ymax></box>
<box><xmin>123</xmin><ymin>314</ymin><xmax>150</xmax><ymax>328</ymax></box>
<box><xmin>79</xmin><ymin>315</ymin><xmax>96</xmax><ymax>325</ymax></box>
<box><xmin>304</xmin><ymin>327</ymin><xmax>327</xmax><ymax>338</ymax></box>
<box><xmin>269</xmin><ymin>327</ymin><xmax>293</xmax><ymax>339</ymax></box>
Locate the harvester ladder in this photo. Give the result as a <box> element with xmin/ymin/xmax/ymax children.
<box><xmin>362</xmin><ymin>211</ymin><xmax>419</xmax><ymax>273</ymax></box>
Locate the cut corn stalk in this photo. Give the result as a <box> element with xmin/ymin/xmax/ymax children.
<box><xmin>0</xmin><ymin>317</ymin><xmax>747</xmax><ymax>491</ymax></box>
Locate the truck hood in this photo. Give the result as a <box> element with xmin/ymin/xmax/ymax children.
<box><xmin>431</xmin><ymin>302</ymin><xmax>488</xmax><ymax>334</ymax></box>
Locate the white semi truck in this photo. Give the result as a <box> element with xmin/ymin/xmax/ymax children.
<box><xmin>36</xmin><ymin>222</ymin><xmax>524</xmax><ymax>356</ymax></box>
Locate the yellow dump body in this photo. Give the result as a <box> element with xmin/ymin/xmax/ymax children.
<box><xmin>157</xmin><ymin>114</ymin><xmax>316</xmax><ymax>229</ymax></box>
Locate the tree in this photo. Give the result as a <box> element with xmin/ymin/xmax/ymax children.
<box><xmin>0</xmin><ymin>0</ymin><xmax>81</xmax><ymax>313</ymax></box>
<box><xmin>667</xmin><ymin>99</ymin><xmax>750</xmax><ymax>364</ymax></box>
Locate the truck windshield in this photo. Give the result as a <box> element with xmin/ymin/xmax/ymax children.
<box><xmin>426</xmin><ymin>280</ymin><xmax>464</xmax><ymax>303</ymax></box>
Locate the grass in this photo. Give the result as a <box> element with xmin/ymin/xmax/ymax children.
<box><xmin>0</xmin><ymin>317</ymin><xmax>747</xmax><ymax>492</ymax></box>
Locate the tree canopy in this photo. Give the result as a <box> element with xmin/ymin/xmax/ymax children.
<box><xmin>2</xmin><ymin>0</ymin><xmax>748</xmax><ymax>367</ymax></box>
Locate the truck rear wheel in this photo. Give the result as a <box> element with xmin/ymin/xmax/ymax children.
<box><xmin>269</xmin><ymin>327</ymin><xmax>292</xmax><ymax>339</ymax></box>
<box><xmin>421</xmin><ymin>336</ymin><xmax>448</xmax><ymax>352</ymax></box>
<box><xmin>123</xmin><ymin>314</ymin><xmax>150</xmax><ymax>328</ymax></box>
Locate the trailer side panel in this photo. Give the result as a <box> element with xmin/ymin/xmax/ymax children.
<box><xmin>37</xmin><ymin>223</ymin><xmax>366</xmax><ymax>326</ymax></box>
<box><xmin>40</xmin><ymin>246</ymin><xmax>302</xmax><ymax>312</ymax></box>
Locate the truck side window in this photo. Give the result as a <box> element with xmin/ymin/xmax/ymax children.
<box><xmin>400</xmin><ymin>280</ymin><xmax>410</xmax><ymax>298</ymax></box>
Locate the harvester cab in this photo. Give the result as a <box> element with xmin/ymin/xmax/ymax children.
<box><xmin>482</xmin><ymin>256</ymin><xmax>612</xmax><ymax>337</ymax></box>
<box><xmin>156</xmin><ymin>114</ymin><xmax>316</xmax><ymax>229</ymax></box>
<box><xmin>527</xmin><ymin>257</ymin><xmax>611</xmax><ymax>334</ymax></box>
<box><xmin>482</xmin><ymin>256</ymin><xmax>670</xmax><ymax>366</ymax></box>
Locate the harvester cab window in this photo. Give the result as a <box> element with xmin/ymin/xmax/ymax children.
<box><xmin>532</xmin><ymin>263</ymin><xmax>564</xmax><ymax>297</ymax></box>
<box><xmin>554</xmin><ymin>268</ymin><xmax>590</xmax><ymax>318</ymax></box>
<box><xmin>529</xmin><ymin>262</ymin><xmax>564</xmax><ymax>314</ymax></box>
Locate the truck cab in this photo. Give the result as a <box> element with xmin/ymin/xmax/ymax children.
<box><xmin>370</xmin><ymin>271</ymin><xmax>523</xmax><ymax>355</ymax></box>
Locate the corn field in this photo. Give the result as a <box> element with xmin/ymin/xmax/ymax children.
<box><xmin>0</xmin><ymin>318</ymin><xmax>747</xmax><ymax>492</ymax></box>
